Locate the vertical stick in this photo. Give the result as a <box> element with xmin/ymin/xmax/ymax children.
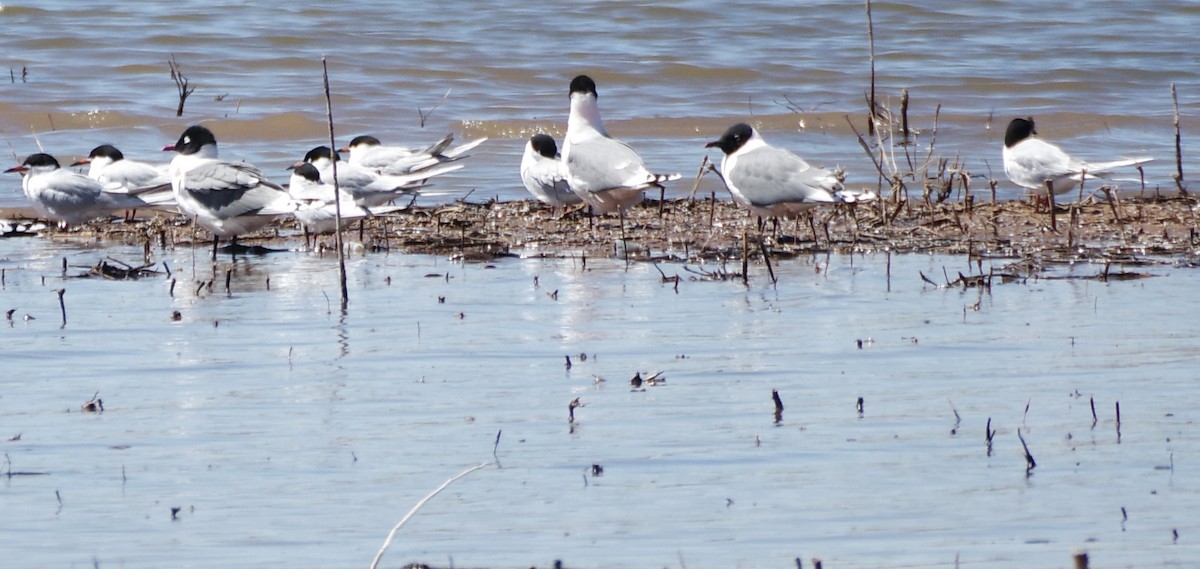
<box><xmin>1172</xmin><ymin>83</ymin><xmax>1186</xmax><ymax>195</ymax></box>
<box><xmin>322</xmin><ymin>57</ymin><xmax>349</xmax><ymax>309</ymax></box>
<box><xmin>758</xmin><ymin>240</ymin><xmax>777</xmax><ymax>286</ymax></box>
<box><xmin>1045</xmin><ymin>180</ymin><xmax>1057</xmax><ymax>232</ymax></box>
<box><xmin>900</xmin><ymin>88</ymin><xmax>910</xmax><ymax>142</ymax></box>
<box><xmin>865</xmin><ymin>0</ymin><xmax>877</xmax><ymax>136</ymax></box>
<box><xmin>55</xmin><ymin>288</ymin><xmax>66</xmax><ymax>327</ymax></box>
<box><xmin>740</xmin><ymin>231</ymin><xmax>749</xmax><ymax>286</ymax></box>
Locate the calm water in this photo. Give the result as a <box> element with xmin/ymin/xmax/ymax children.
<box><xmin>0</xmin><ymin>1</ymin><xmax>1198</xmax><ymax>207</ymax></box>
<box><xmin>1</xmin><ymin>2</ymin><xmax>1200</xmax><ymax>568</ymax></box>
<box><xmin>1</xmin><ymin>239</ymin><xmax>1198</xmax><ymax>568</ymax></box>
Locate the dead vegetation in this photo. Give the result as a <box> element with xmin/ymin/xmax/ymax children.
<box><xmin>3</xmin><ymin>189</ymin><xmax>1198</xmax><ymax>273</ymax></box>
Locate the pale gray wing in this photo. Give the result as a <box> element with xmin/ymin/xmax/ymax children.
<box><xmin>180</xmin><ymin>161</ymin><xmax>288</xmax><ymax>217</ymax></box>
<box><xmin>381</xmin><ymin>137</ymin><xmax>485</xmax><ymax>175</ymax></box>
<box><xmin>727</xmin><ymin>145</ymin><xmax>840</xmax><ymax>206</ymax></box>
<box><xmin>565</xmin><ymin>136</ymin><xmax>653</xmax><ymax>193</ymax></box>
<box><xmin>324</xmin><ymin>164</ymin><xmax>379</xmax><ymax>191</ymax></box>
<box><xmin>99</xmin><ymin>160</ymin><xmax>171</xmax><ymax>194</ymax></box>
<box><xmin>525</xmin><ymin>157</ymin><xmax>569</xmax><ymax>191</ymax></box>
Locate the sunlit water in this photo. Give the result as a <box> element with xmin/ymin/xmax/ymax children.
<box><xmin>2</xmin><ymin>2</ymin><xmax>1200</xmax><ymax>567</ymax></box>
<box><xmin>1</xmin><ymin>236</ymin><xmax>1198</xmax><ymax>568</ymax></box>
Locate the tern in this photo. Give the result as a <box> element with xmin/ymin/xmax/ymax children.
<box><xmin>294</xmin><ymin>146</ymin><xmax>462</xmax><ymax>208</ymax></box>
<box><xmin>5</xmin><ymin>153</ymin><xmax>157</xmax><ymax>226</ymax></box>
<box><xmin>341</xmin><ymin>134</ymin><xmax>487</xmax><ymax>175</ymax></box>
<box><xmin>72</xmin><ymin>144</ymin><xmax>175</xmax><ymax>212</ymax></box>
<box><xmin>164</xmin><ymin>125</ymin><xmax>297</xmax><ymax>257</ymax></box>
<box><xmin>705</xmin><ymin>123</ymin><xmax>867</xmax><ymax>219</ymax></box>
<box><xmin>561</xmin><ymin>74</ymin><xmax>680</xmax><ymax>214</ymax></box>
<box><xmin>1002</xmin><ymin>117</ymin><xmax>1153</xmax><ymax>197</ymax></box>
<box><xmin>520</xmin><ymin>134</ymin><xmax>580</xmax><ymax>209</ymax></box>
<box><xmin>287</xmin><ymin>163</ymin><xmax>405</xmax><ymax>236</ymax></box>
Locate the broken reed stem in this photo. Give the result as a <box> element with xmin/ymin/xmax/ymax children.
<box><xmin>688</xmin><ymin>155</ymin><xmax>711</xmax><ymax>201</ymax></box>
<box><xmin>368</xmin><ymin>462</ymin><xmax>489</xmax><ymax>569</ymax></box>
<box><xmin>865</xmin><ymin>0</ymin><xmax>877</xmax><ymax>136</ymax></box>
<box><xmin>845</xmin><ymin>114</ymin><xmax>889</xmax><ymax>185</ymax></box>
<box><xmin>55</xmin><ymin>288</ymin><xmax>66</xmax><ymax>327</ymax></box>
<box><xmin>1018</xmin><ymin>429</ymin><xmax>1036</xmax><ymax>472</ymax></box>
<box><xmin>168</xmin><ymin>55</ymin><xmax>195</xmax><ymax>118</ymax></box>
<box><xmin>1089</xmin><ymin>396</ymin><xmax>1098</xmax><ymax>428</ymax></box>
<box><xmin>740</xmin><ymin>231</ymin><xmax>749</xmax><ymax>286</ymax></box>
<box><xmin>772</xmin><ymin>388</ymin><xmax>784</xmax><ymax>423</ymax></box>
<box><xmin>900</xmin><ymin>88</ymin><xmax>910</xmax><ymax>142</ymax></box>
<box><xmin>759</xmin><ymin>240</ymin><xmax>777</xmax><ymax>285</ymax></box>
<box><xmin>1171</xmin><ymin>83</ymin><xmax>1186</xmax><ymax>195</ymax></box>
<box><xmin>1101</xmin><ymin>185</ymin><xmax>1127</xmax><ymax>237</ymax></box>
<box><xmin>1046</xmin><ymin>180</ymin><xmax>1057</xmax><ymax>232</ymax></box>
<box><xmin>321</xmin><ymin>57</ymin><xmax>349</xmax><ymax>310</ymax></box>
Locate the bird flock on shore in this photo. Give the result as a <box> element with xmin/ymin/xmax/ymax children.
<box><xmin>4</xmin><ymin>74</ymin><xmax>1154</xmax><ymax>255</ymax></box>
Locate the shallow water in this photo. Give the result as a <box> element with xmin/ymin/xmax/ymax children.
<box><xmin>0</xmin><ymin>1</ymin><xmax>1198</xmax><ymax>209</ymax></box>
<box><xmin>2</xmin><ymin>2</ymin><xmax>1200</xmax><ymax>567</ymax></box>
<box><xmin>1</xmin><ymin>235</ymin><xmax>1198</xmax><ymax>568</ymax></box>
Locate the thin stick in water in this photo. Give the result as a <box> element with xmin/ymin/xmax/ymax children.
<box><xmin>321</xmin><ymin>57</ymin><xmax>349</xmax><ymax>309</ymax></box>
<box><xmin>865</xmin><ymin>0</ymin><xmax>876</xmax><ymax>136</ymax></box>
<box><xmin>1018</xmin><ymin>429</ymin><xmax>1036</xmax><ymax>472</ymax></box>
<box><xmin>54</xmin><ymin>288</ymin><xmax>66</xmax><ymax>327</ymax></box>
<box><xmin>368</xmin><ymin>462</ymin><xmax>489</xmax><ymax>569</ymax></box>
<box><xmin>1171</xmin><ymin>83</ymin><xmax>1186</xmax><ymax>195</ymax></box>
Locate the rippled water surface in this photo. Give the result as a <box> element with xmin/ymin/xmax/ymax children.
<box><xmin>2</xmin><ymin>237</ymin><xmax>1198</xmax><ymax>568</ymax></box>
<box><xmin>2</xmin><ymin>2</ymin><xmax>1200</xmax><ymax>567</ymax></box>
<box><xmin>0</xmin><ymin>1</ymin><xmax>1198</xmax><ymax>207</ymax></box>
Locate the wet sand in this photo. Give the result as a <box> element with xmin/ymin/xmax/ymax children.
<box><xmin>2</xmin><ymin>193</ymin><xmax>1198</xmax><ymax>268</ymax></box>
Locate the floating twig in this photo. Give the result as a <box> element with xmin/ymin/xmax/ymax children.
<box><xmin>369</xmin><ymin>462</ymin><xmax>489</xmax><ymax>569</ymax></box>
<box><xmin>82</xmin><ymin>391</ymin><xmax>103</xmax><ymax>413</ymax></box>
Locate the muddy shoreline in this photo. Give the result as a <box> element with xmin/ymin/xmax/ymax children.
<box><xmin>2</xmin><ymin>194</ymin><xmax>1198</xmax><ymax>268</ymax></box>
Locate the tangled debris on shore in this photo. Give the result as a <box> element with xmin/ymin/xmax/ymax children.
<box><xmin>3</xmin><ymin>193</ymin><xmax>1198</xmax><ymax>270</ymax></box>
